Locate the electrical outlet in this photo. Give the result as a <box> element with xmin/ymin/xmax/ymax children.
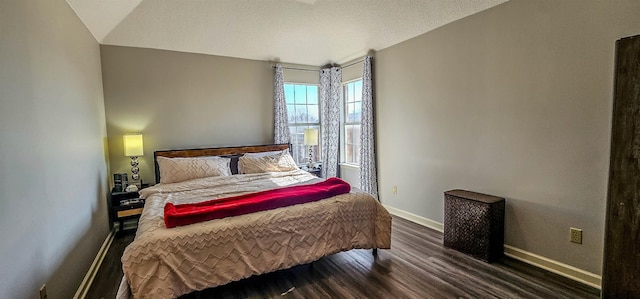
<box><xmin>392</xmin><ymin>185</ymin><xmax>397</xmax><ymax>195</ymax></box>
<box><xmin>570</xmin><ymin>227</ymin><xmax>582</xmax><ymax>244</ymax></box>
<box><xmin>39</xmin><ymin>284</ymin><xmax>47</xmax><ymax>299</ymax></box>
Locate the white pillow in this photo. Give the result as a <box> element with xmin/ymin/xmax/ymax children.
<box><xmin>243</xmin><ymin>149</ymin><xmax>289</xmax><ymax>158</ymax></box>
<box><xmin>238</xmin><ymin>151</ymin><xmax>298</xmax><ymax>174</ymax></box>
<box><xmin>157</xmin><ymin>156</ymin><xmax>231</xmax><ymax>184</ymax></box>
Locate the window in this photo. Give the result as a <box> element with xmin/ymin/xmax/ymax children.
<box><xmin>343</xmin><ymin>79</ymin><xmax>362</xmax><ymax>165</ymax></box>
<box><xmin>284</xmin><ymin>83</ymin><xmax>320</xmax><ymax>165</ymax></box>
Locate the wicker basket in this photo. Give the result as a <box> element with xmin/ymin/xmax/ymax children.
<box><xmin>443</xmin><ymin>189</ymin><xmax>505</xmax><ymax>263</ymax></box>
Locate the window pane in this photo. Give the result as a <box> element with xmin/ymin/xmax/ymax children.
<box><xmin>295</xmin><ymin>105</ymin><xmax>308</xmax><ymax>123</ymax></box>
<box><xmin>354</xmin><ymin>127</ymin><xmax>359</xmax><ymax>145</ymax></box>
<box><xmin>354</xmin><ymin>125</ymin><xmax>361</xmax><ymax>164</ymax></box>
<box><xmin>287</xmin><ymin>104</ymin><xmax>295</xmax><ymax>122</ymax></box>
<box><xmin>284</xmin><ymin>84</ymin><xmax>320</xmax><ymax>165</ymax></box>
<box><xmin>344</xmin><ymin>89</ymin><xmax>349</xmax><ymax>115</ymax></box>
<box><xmin>348</xmin><ymin>103</ymin><xmax>355</xmax><ymax>122</ymax></box>
<box><xmin>307</xmin><ymin>86</ymin><xmax>318</xmax><ymax>104</ymax></box>
<box><xmin>289</xmin><ymin>127</ymin><xmax>297</xmax><ymax>148</ymax></box>
<box><xmin>354</xmin><ymin>81</ymin><xmax>362</xmax><ymax>101</ymax></box>
<box><xmin>345</xmin><ymin>125</ymin><xmax>353</xmax><ymax>144</ymax></box>
<box><xmin>285</xmin><ymin>84</ymin><xmax>294</xmax><ymax>104</ymax></box>
<box><xmin>344</xmin><ymin>144</ymin><xmax>349</xmax><ymax>164</ymax></box>
<box><xmin>289</xmin><ymin>126</ymin><xmax>299</xmax><ymax>163</ymax></box>
<box><xmin>308</xmin><ymin>104</ymin><xmax>319</xmax><ymax>123</ymax></box>
<box><xmin>350</xmin><ymin>82</ymin><xmax>356</xmax><ymax>102</ymax></box>
<box><xmin>343</xmin><ymin>85</ymin><xmax>348</xmax><ymax>104</ymax></box>
<box><xmin>345</xmin><ymin>125</ymin><xmax>351</xmax><ymax>144</ymax></box>
<box><xmin>354</xmin><ymin>102</ymin><xmax>362</xmax><ymax>122</ymax></box>
<box><xmin>296</xmin><ymin>124</ymin><xmax>307</xmax><ymax>134</ymax></box>
<box><xmin>291</xmin><ymin>127</ymin><xmax>302</xmax><ymax>145</ymax></box>
<box><xmin>298</xmin><ymin>126</ymin><xmax>309</xmax><ymax>164</ymax></box>
<box><xmin>349</xmin><ymin>83</ymin><xmax>356</xmax><ymax>102</ymax></box>
<box><xmin>342</xmin><ymin>80</ymin><xmax>364</xmax><ymax>165</ymax></box>
<box><xmin>294</xmin><ymin>85</ymin><xmax>306</xmax><ymax>104</ymax></box>
<box><xmin>293</xmin><ymin>144</ymin><xmax>302</xmax><ymax>164</ymax></box>
<box><xmin>291</xmin><ymin>105</ymin><xmax>298</xmax><ymax>123</ymax></box>
<box><xmin>291</xmin><ymin>127</ymin><xmax>304</xmax><ymax>164</ymax></box>
<box><xmin>344</xmin><ymin>125</ymin><xmax>361</xmax><ymax>164</ymax></box>
<box><xmin>310</xmin><ymin>144</ymin><xmax>318</xmax><ymax>163</ymax></box>
<box><xmin>291</xmin><ymin>105</ymin><xmax>297</xmax><ymax>124</ymax></box>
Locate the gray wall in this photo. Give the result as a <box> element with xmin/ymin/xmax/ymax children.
<box><xmin>101</xmin><ymin>46</ymin><xmax>275</xmax><ymax>184</ymax></box>
<box><xmin>0</xmin><ymin>0</ymin><xmax>109</xmax><ymax>298</ymax></box>
<box><xmin>376</xmin><ymin>0</ymin><xmax>640</xmax><ymax>275</ymax></box>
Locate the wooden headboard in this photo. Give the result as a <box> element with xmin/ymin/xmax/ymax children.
<box><xmin>154</xmin><ymin>144</ymin><xmax>291</xmax><ymax>183</ymax></box>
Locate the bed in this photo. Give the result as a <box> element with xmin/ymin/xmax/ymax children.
<box><xmin>116</xmin><ymin>144</ymin><xmax>392</xmax><ymax>299</ymax></box>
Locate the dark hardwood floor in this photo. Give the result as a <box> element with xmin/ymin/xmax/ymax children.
<box><xmin>87</xmin><ymin>216</ymin><xmax>600</xmax><ymax>298</ymax></box>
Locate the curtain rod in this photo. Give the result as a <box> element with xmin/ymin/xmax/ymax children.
<box><xmin>272</xmin><ymin>58</ymin><xmax>365</xmax><ymax>72</ymax></box>
<box><xmin>341</xmin><ymin>59</ymin><xmax>364</xmax><ymax>69</ymax></box>
<box><xmin>272</xmin><ymin>66</ymin><xmax>319</xmax><ymax>72</ymax></box>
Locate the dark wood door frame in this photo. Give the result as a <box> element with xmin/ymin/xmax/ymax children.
<box><xmin>603</xmin><ymin>34</ymin><xmax>640</xmax><ymax>298</ymax></box>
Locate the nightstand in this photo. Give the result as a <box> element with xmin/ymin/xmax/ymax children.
<box><xmin>302</xmin><ymin>167</ymin><xmax>322</xmax><ymax>177</ymax></box>
<box><xmin>108</xmin><ymin>189</ymin><xmax>145</xmax><ymax>233</ymax></box>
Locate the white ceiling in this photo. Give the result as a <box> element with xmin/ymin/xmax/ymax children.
<box><xmin>66</xmin><ymin>0</ymin><xmax>508</xmax><ymax>66</ymax></box>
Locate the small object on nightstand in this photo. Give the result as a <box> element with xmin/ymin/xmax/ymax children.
<box><xmin>113</xmin><ymin>173</ymin><xmax>128</xmax><ymax>192</ymax></box>
<box><xmin>125</xmin><ymin>184</ymin><xmax>139</xmax><ymax>192</ymax></box>
<box><xmin>303</xmin><ymin>166</ymin><xmax>322</xmax><ymax>177</ymax></box>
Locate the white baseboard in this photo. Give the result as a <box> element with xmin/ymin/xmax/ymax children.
<box><xmin>504</xmin><ymin>245</ymin><xmax>601</xmax><ymax>289</ymax></box>
<box><xmin>73</xmin><ymin>227</ymin><xmax>116</xmax><ymax>299</ymax></box>
<box><xmin>383</xmin><ymin>205</ymin><xmax>602</xmax><ymax>290</ymax></box>
<box><xmin>383</xmin><ymin>204</ymin><xmax>444</xmax><ymax>232</ymax></box>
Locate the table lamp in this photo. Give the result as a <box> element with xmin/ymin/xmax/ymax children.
<box><xmin>303</xmin><ymin>128</ymin><xmax>318</xmax><ymax>168</ymax></box>
<box><xmin>123</xmin><ymin>134</ymin><xmax>144</xmax><ymax>181</ymax></box>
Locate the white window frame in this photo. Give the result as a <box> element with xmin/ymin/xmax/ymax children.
<box><xmin>340</xmin><ymin>78</ymin><xmax>363</xmax><ymax>166</ymax></box>
<box><xmin>284</xmin><ymin>82</ymin><xmax>321</xmax><ymax>166</ymax></box>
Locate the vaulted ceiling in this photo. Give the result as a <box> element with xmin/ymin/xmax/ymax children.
<box><xmin>66</xmin><ymin>0</ymin><xmax>508</xmax><ymax>66</ymax></box>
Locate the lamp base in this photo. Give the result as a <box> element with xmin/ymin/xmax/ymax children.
<box><xmin>130</xmin><ymin>156</ymin><xmax>140</xmax><ymax>181</ymax></box>
<box><xmin>307</xmin><ymin>146</ymin><xmax>315</xmax><ymax>169</ymax></box>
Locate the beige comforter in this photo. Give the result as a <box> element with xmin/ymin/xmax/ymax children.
<box><xmin>117</xmin><ymin>170</ymin><xmax>391</xmax><ymax>299</ymax></box>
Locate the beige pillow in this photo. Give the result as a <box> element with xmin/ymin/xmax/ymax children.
<box><xmin>157</xmin><ymin>156</ymin><xmax>231</xmax><ymax>184</ymax></box>
<box><xmin>243</xmin><ymin>149</ymin><xmax>289</xmax><ymax>158</ymax></box>
<box><xmin>238</xmin><ymin>151</ymin><xmax>298</xmax><ymax>174</ymax></box>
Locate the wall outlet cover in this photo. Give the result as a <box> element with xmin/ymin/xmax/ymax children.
<box><xmin>570</xmin><ymin>227</ymin><xmax>582</xmax><ymax>244</ymax></box>
<box><xmin>39</xmin><ymin>284</ymin><xmax>47</xmax><ymax>299</ymax></box>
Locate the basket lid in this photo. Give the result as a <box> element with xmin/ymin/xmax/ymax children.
<box><xmin>445</xmin><ymin>189</ymin><xmax>505</xmax><ymax>204</ymax></box>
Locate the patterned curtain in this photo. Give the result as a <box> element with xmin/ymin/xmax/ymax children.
<box><xmin>359</xmin><ymin>56</ymin><xmax>378</xmax><ymax>198</ymax></box>
<box><xmin>273</xmin><ymin>64</ymin><xmax>290</xmax><ymax>144</ymax></box>
<box><xmin>320</xmin><ymin>67</ymin><xmax>342</xmax><ymax>178</ymax></box>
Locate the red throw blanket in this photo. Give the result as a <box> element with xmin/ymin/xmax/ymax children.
<box><xmin>164</xmin><ymin>177</ymin><xmax>351</xmax><ymax>228</ymax></box>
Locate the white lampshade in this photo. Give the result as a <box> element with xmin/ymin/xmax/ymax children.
<box><xmin>123</xmin><ymin>134</ymin><xmax>144</xmax><ymax>157</ymax></box>
<box><xmin>304</xmin><ymin>128</ymin><xmax>318</xmax><ymax>146</ymax></box>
